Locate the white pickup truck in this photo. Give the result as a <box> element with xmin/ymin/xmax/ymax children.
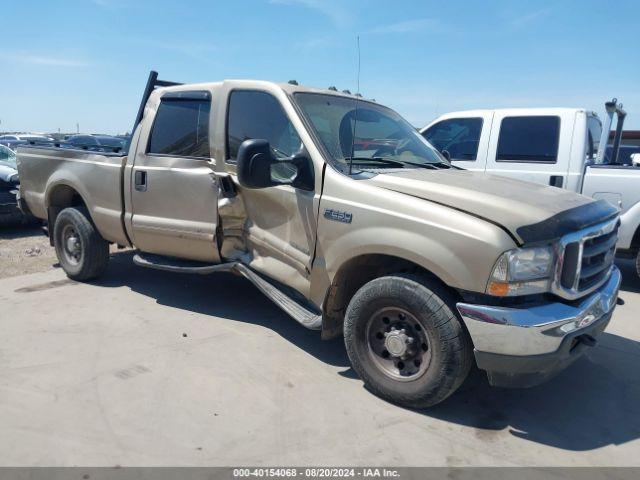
<box><xmin>421</xmin><ymin>101</ymin><xmax>640</xmax><ymax>277</ymax></box>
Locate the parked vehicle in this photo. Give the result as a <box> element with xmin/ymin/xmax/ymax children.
<box><xmin>0</xmin><ymin>144</ymin><xmax>16</xmax><ymax>165</ymax></box>
<box><xmin>17</xmin><ymin>72</ymin><xmax>621</xmax><ymax>407</ymax></box>
<box><xmin>0</xmin><ymin>145</ymin><xmax>23</xmax><ymax>224</ymax></box>
<box><xmin>421</xmin><ymin>101</ymin><xmax>640</xmax><ymax>277</ymax></box>
<box><xmin>64</xmin><ymin>134</ymin><xmax>126</xmax><ymax>153</ymax></box>
<box><xmin>0</xmin><ymin>134</ymin><xmax>54</xmax><ymax>150</ymax></box>
<box><xmin>606</xmin><ymin>144</ymin><xmax>640</xmax><ymax>164</ymax></box>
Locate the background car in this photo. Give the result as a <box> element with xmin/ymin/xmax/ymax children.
<box><xmin>605</xmin><ymin>144</ymin><xmax>640</xmax><ymax>165</ymax></box>
<box><xmin>0</xmin><ymin>144</ymin><xmax>22</xmax><ymax>225</ymax></box>
<box><xmin>0</xmin><ymin>134</ymin><xmax>54</xmax><ymax>150</ymax></box>
<box><xmin>0</xmin><ymin>144</ymin><xmax>39</xmax><ymax>226</ymax></box>
<box><xmin>64</xmin><ymin>134</ymin><xmax>126</xmax><ymax>153</ymax></box>
<box><xmin>0</xmin><ymin>144</ymin><xmax>17</xmax><ymax>169</ymax></box>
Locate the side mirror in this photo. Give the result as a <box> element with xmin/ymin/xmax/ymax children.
<box><xmin>441</xmin><ymin>149</ymin><xmax>451</xmax><ymax>161</ymax></box>
<box><xmin>236</xmin><ymin>139</ymin><xmax>314</xmax><ymax>191</ymax></box>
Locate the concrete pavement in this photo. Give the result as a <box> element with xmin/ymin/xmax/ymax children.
<box><xmin>0</xmin><ymin>252</ymin><xmax>639</xmax><ymax>466</ymax></box>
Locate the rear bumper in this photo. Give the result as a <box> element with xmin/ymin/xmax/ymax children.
<box><xmin>456</xmin><ymin>267</ymin><xmax>621</xmax><ymax>387</ymax></box>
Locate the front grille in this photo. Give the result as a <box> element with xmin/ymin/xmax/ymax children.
<box><xmin>553</xmin><ymin>218</ymin><xmax>619</xmax><ymax>299</ymax></box>
<box><xmin>577</xmin><ymin>227</ymin><xmax>617</xmax><ymax>290</ymax></box>
<box><xmin>0</xmin><ymin>190</ymin><xmax>17</xmax><ymax>205</ymax></box>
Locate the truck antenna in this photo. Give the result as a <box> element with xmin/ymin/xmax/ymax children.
<box><xmin>348</xmin><ymin>36</ymin><xmax>361</xmax><ymax>176</ymax></box>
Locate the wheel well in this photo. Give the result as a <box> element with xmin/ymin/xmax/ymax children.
<box><xmin>321</xmin><ymin>254</ymin><xmax>458</xmax><ymax>339</ymax></box>
<box><xmin>46</xmin><ymin>185</ymin><xmax>88</xmax><ymax>245</ymax></box>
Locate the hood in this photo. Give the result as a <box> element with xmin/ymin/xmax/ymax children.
<box><xmin>365</xmin><ymin>169</ymin><xmax>618</xmax><ymax>245</ymax></box>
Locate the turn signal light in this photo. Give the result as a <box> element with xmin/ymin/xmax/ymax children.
<box><xmin>487</xmin><ymin>281</ymin><xmax>509</xmax><ymax>296</ymax></box>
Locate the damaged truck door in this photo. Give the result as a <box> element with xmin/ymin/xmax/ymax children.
<box><xmin>222</xmin><ymin>87</ymin><xmax>318</xmax><ymax>296</ymax></box>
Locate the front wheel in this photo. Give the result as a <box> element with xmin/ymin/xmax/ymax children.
<box><xmin>53</xmin><ymin>207</ymin><xmax>109</xmax><ymax>281</ymax></box>
<box><xmin>344</xmin><ymin>274</ymin><xmax>473</xmax><ymax>408</ymax></box>
<box><xmin>636</xmin><ymin>251</ymin><xmax>640</xmax><ymax>279</ymax></box>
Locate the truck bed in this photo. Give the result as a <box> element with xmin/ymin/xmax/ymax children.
<box><xmin>17</xmin><ymin>145</ymin><xmax>130</xmax><ymax>245</ymax></box>
<box><xmin>583</xmin><ymin>164</ymin><xmax>640</xmax><ymax>251</ymax></box>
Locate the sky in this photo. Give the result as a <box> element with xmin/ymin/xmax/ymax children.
<box><xmin>1</xmin><ymin>0</ymin><xmax>639</xmax><ymax>134</ymax></box>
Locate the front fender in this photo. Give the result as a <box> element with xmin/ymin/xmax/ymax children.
<box><xmin>618</xmin><ymin>200</ymin><xmax>640</xmax><ymax>250</ymax></box>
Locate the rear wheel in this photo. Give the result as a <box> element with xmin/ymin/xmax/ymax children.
<box><xmin>53</xmin><ymin>207</ymin><xmax>109</xmax><ymax>281</ymax></box>
<box><xmin>344</xmin><ymin>274</ymin><xmax>473</xmax><ymax>408</ymax></box>
<box><xmin>636</xmin><ymin>251</ymin><xmax>640</xmax><ymax>279</ymax></box>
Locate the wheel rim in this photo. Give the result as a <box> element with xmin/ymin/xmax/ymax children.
<box><xmin>365</xmin><ymin>306</ymin><xmax>432</xmax><ymax>382</ymax></box>
<box><xmin>61</xmin><ymin>224</ymin><xmax>82</xmax><ymax>265</ymax></box>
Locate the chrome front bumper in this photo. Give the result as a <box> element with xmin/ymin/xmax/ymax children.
<box><xmin>457</xmin><ymin>266</ymin><xmax>621</xmax><ymax>358</ymax></box>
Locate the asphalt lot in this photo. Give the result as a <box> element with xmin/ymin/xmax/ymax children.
<box><xmin>0</xmin><ymin>228</ymin><xmax>639</xmax><ymax>466</ymax></box>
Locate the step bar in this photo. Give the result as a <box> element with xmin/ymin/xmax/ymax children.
<box><xmin>133</xmin><ymin>253</ymin><xmax>322</xmax><ymax>330</ymax></box>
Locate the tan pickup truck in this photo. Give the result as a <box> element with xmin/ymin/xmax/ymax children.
<box><xmin>17</xmin><ymin>72</ymin><xmax>621</xmax><ymax>407</ymax></box>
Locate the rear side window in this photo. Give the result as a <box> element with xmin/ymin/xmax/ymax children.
<box><xmin>496</xmin><ymin>116</ymin><xmax>560</xmax><ymax>163</ymax></box>
<box><xmin>226</xmin><ymin>90</ymin><xmax>301</xmax><ymax>161</ymax></box>
<box><xmin>587</xmin><ymin>115</ymin><xmax>602</xmax><ymax>160</ymax></box>
<box><xmin>422</xmin><ymin>117</ymin><xmax>483</xmax><ymax>161</ymax></box>
<box><xmin>148</xmin><ymin>95</ymin><xmax>211</xmax><ymax>158</ymax></box>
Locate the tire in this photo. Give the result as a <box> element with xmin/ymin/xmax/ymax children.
<box><xmin>344</xmin><ymin>274</ymin><xmax>473</xmax><ymax>408</ymax></box>
<box><xmin>636</xmin><ymin>251</ymin><xmax>640</xmax><ymax>279</ymax></box>
<box><xmin>53</xmin><ymin>207</ymin><xmax>109</xmax><ymax>281</ymax></box>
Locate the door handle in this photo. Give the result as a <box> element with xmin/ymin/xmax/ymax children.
<box><xmin>135</xmin><ymin>170</ymin><xmax>147</xmax><ymax>192</ymax></box>
<box><xmin>549</xmin><ymin>175</ymin><xmax>563</xmax><ymax>188</ymax></box>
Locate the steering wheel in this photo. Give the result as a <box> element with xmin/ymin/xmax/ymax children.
<box><xmin>372</xmin><ymin>137</ymin><xmax>413</xmax><ymax>158</ymax></box>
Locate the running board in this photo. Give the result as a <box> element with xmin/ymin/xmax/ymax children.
<box><xmin>132</xmin><ymin>253</ymin><xmax>322</xmax><ymax>330</ymax></box>
<box><xmin>234</xmin><ymin>264</ymin><xmax>322</xmax><ymax>330</ymax></box>
<box><xmin>133</xmin><ymin>253</ymin><xmax>237</xmax><ymax>275</ymax></box>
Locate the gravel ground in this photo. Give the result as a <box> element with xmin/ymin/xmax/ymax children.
<box><xmin>0</xmin><ymin>224</ymin><xmax>123</xmax><ymax>279</ymax></box>
<box><xmin>0</xmin><ymin>225</ymin><xmax>59</xmax><ymax>279</ymax></box>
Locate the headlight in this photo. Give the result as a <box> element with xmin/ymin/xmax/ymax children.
<box><xmin>487</xmin><ymin>246</ymin><xmax>554</xmax><ymax>296</ymax></box>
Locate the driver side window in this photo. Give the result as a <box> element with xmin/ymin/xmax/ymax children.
<box><xmin>226</xmin><ymin>90</ymin><xmax>301</xmax><ymax>161</ymax></box>
<box><xmin>422</xmin><ymin>117</ymin><xmax>483</xmax><ymax>161</ymax></box>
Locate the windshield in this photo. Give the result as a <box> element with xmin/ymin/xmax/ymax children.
<box><xmin>294</xmin><ymin>93</ymin><xmax>447</xmax><ymax>173</ymax></box>
<box><xmin>0</xmin><ymin>145</ymin><xmax>16</xmax><ymax>168</ymax></box>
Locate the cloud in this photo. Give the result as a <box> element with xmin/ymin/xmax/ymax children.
<box><xmin>368</xmin><ymin>18</ymin><xmax>448</xmax><ymax>35</ymax></box>
<box><xmin>508</xmin><ymin>7</ymin><xmax>553</xmax><ymax>29</ymax></box>
<box><xmin>268</xmin><ymin>0</ymin><xmax>351</xmax><ymax>27</ymax></box>
<box><xmin>0</xmin><ymin>53</ymin><xmax>88</xmax><ymax>67</ymax></box>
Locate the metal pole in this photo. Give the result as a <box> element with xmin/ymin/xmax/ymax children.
<box><xmin>595</xmin><ymin>99</ymin><xmax>617</xmax><ymax>164</ymax></box>
<box><xmin>610</xmin><ymin>105</ymin><xmax>627</xmax><ymax>165</ymax></box>
<box><xmin>126</xmin><ymin>71</ymin><xmax>159</xmax><ymax>154</ymax></box>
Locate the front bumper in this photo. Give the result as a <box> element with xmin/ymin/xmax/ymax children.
<box><xmin>456</xmin><ymin>266</ymin><xmax>621</xmax><ymax>387</ymax></box>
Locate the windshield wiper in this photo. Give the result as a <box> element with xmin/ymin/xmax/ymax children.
<box><xmin>344</xmin><ymin>156</ymin><xmax>452</xmax><ymax>171</ymax></box>
<box><xmin>343</xmin><ymin>157</ymin><xmax>407</xmax><ymax>168</ymax></box>
<box><xmin>395</xmin><ymin>160</ymin><xmax>451</xmax><ymax>169</ymax></box>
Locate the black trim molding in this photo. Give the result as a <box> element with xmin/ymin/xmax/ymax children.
<box><xmin>516</xmin><ymin>199</ymin><xmax>619</xmax><ymax>244</ymax></box>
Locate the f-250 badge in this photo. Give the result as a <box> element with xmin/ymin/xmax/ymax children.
<box><xmin>324</xmin><ymin>208</ymin><xmax>353</xmax><ymax>224</ymax></box>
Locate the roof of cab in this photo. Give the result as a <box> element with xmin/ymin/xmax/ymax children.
<box><xmin>156</xmin><ymin>79</ymin><xmax>370</xmax><ymax>101</ymax></box>
<box><xmin>440</xmin><ymin>107</ymin><xmax>590</xmax><ymax>117</ymax></box>
<box><xmin>420</xmin><ymin>107</ymin><xmax>598</xmax><ymax>131</ymax></box>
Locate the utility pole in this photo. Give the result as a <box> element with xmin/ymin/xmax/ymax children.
<box><xmin>76</xmin><ymin>123</ymin><xmax>79</xmax><ymax>134</ymax></box>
